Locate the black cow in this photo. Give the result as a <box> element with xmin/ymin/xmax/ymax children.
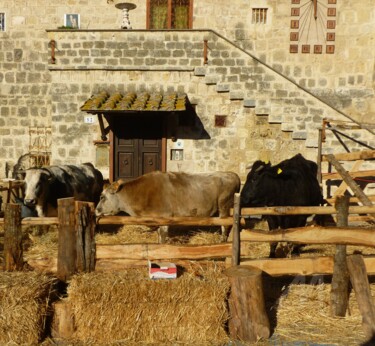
<box><xmin>240</xmin><ymin>154</ymin><xmax>325</xmax><ymax>258</ymax></box>
<box><xmin>24</xmin><ymin>163</ymin><xmax>104</xmax><ymax>217</ymax></box>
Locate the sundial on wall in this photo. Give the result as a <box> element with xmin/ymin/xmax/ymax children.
<box><xmin>290</xmin><ymin>0</ymin><xmax>337</xmax><ymax>54</ymax></box>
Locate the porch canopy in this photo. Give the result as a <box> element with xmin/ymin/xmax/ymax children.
<box><xmin>80</xmin><ymin>90</ymin><xmax>189</xmax><ymax>140</ymax></box>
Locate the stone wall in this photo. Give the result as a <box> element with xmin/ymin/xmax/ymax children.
<box><xmin>0</xmin><ymin>0</ymin><xmax>374</xmax><ymax>182</ymax></box>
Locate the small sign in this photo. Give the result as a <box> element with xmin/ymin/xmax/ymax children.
<box><xmin>84</xmin><ymin>116</ymin><xmax>95</xmax><ymax>124</ymax></box>
<box><xmin>149</xmin><ymin>261</ymin><xmax>177</xmax><ymax>279</ymax></box>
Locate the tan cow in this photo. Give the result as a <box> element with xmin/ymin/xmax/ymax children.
<box><xmin>95</xmin><ymin>170</ymin><xmax>241</xmax><ymax>242</ymax></box>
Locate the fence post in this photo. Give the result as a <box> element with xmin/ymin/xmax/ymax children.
<box><xmin>75</xmin><ymin>201</ymin><xmax>96</xmax><ymax>273</ymax></box>
<box><xmin>330</xmin><ymin>195</ymin><xmax>350</xmax><ymax>316</ymax></box>
<box><xmin>232</xmin><ymin>193</ymin><xmax>241</xmax><ymax>266</ymax></box>
<box><xmin>224</xmin><ymin>265</ymin><xmax>270</xmax><ymax>342</ymax></box>
<box><xmin>347</xmin><ymin>254</ymin><xmax>375</xmax><ymax>338</ymax></box>
<box><xmin>57</xmin><ymin>198</ymin><xmax>76</xmax><ymax>281</ymax></box>
<box><xmin>4</xmin><ymin>203</ymin><xmax>23</xmax><ymax>271</ymax></box>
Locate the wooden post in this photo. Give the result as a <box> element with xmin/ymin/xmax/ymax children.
<box><xmin>51</xmin><ymin>301</ymin><xmax>75</xmax><ymax>339</ymax></box>
<box><xmin>203</xmin><ymin>39</ymin><xmax>208</xmax><ymax>65</ymax></box>
<box><xmin>4</xmin><ymin>203</ymin><xmax>23</xmax><ymax>271</ymax></box>
<box><xmin>224</xmin><ymin>265</ymin><xmax>270</xmax><ymax>342</ymax></box>
<box><xmin>232</xmin><ymin>193</ymin><xmax>241</xmax><ymax>266</ymax></box>
<box><xmin>330</xmin><ymin>195</ymin><xmax>350</xmax><ymax>316</ymax></box>
<box><xmin>57</xmin><ymin>198</ymin><xmax>76</xmax><ymax>281</ymax></box>
<box><xmin>75</xmin><ymin>201</ymin><xmax>96</xmax><ymax>272</ymax></box>
<box><xmin>317</xmin><ymin>128</ymin><xmax>323</xmax><ymax>184</ymax></box>
<box><xmin>347</xmin><ymin>254</ymin><xmax>375</xmax><ymax>338</ymax></box>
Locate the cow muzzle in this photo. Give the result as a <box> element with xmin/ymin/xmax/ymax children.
<box><xmin>24</xmin><ymin>198</ymin><xmax>36</xmax><ymax>206</ymax></box>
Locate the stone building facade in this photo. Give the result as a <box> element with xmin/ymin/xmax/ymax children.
<box><xmin>0</xmin><ymin>0</ymin><xmax>374</xmax><ymax>184</ymax></box>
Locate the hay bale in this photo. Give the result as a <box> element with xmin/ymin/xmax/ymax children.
<box><xmin>0</xmin><ymin>272</ymin><xmax>57</xmax><ymax>345</ymax></box>
<box><xmin>65</xmin><ymin>265</ymin><xmax>230</xmax><ymax>344</ymax></box>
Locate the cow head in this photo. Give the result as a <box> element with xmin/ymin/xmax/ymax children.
<box><xmin>95</xmin><ymin>181</ymin><xmax>125</xmax><ymax>216</ymax></box>
<box><xmin>24</xmin><ymin>168</ymin><xmax>53</xmax><ymax>209</ymax></box>
<box><xmin>240</xmin><ymin>160</ymin><xmax>271</xmax><ymax>207</ymax></box>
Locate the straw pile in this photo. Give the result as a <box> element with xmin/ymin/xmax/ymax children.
<box><xmin>0</xmin><ymin>271</ymin><xmax>57</xmax><ymax>345</ymax></box>
<box><xmin>269</xmin><ymin>283</ymin><xmax>370</xmax><ymax>345</ymax></box>
<box><xmin>65</xmin><ymin>263</ymin><xmax>230</xmax><ymax>345</ymax></box>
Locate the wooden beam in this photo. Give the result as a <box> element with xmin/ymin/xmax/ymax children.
<box><xmin>322</xmin><ymin>150</ymin><xmax>375</xmax><ymax>162</ymax></box>
<box><xmin>96</xmin><ymin>242</ymin><xmax>252</xmax><ymax>260</ymax></box>
<box><xmin>332</xmin><ymin>160</ymin><xmax>364</xmax><ymax>197</ymax></box>
<box><xmin>326</xmin><ymin>195</ymin><xmax>375</xmax><ymax>204</ymax></box>
<box><xmin>322</xmin><ymin>169</ymin><xmax>375</xmax><ymax>181</ymax></box>
<box><xmin>324</xmin><ymin>155</ymin><xmax>374</xmax><ymax>214</ymax></box>
<box><xmin>347</xmin><ymin>254</ymin><xmax>375</xmax><ymax>338</ymax></box>
<box><xmin>29</xmin><ymin>255</ymin><xmax>375</xmax><ymax>276</ymax></box>
<box><xmin>239</xmin><ymin>227</ymin><xmax>375</xmax><ymax>247</ymax></box>
<box><xmin>240</xmin><ymin>205</ymin><xmax>375</xmax><ymax>216</ymax></box>
<box><xmin>229</xmin><ymin>256</ymin><xmax>375</xmax><ymax>276</ymax></box>
<box><xmin>97</xmin><ymin>215</ymin><xmax>237</xmax><ymax>226</ymax></box>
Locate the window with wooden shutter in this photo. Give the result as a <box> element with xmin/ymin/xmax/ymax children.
<box><xmin>147</xmin><ymin>0</ymin><xmax>193</xmax><ymax>29</ymax></box>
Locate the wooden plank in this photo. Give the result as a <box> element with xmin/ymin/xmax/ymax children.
<box><xmin>227</xmin><ymin>256</ymin><xmax>375</xmax><ymax>276</ymax></box>
<box><xmin>240</xmin><ymin>205</ymin><xmax>375</xmax><ymax>216</ymax></box>
<box><xmin>239</xmin><ymin>227</ymin><xmax>375</xmax><ymax>247</ymax></box>
<box><xmin>97</xmin><ymin>216</ymin><xmax>236</xmax><ymax>226</ymax></box>
<box><xmin>322</xmin><ymin>169</ymin><xmax>375</xmax><ymax>180</ymax></box>
<box><xmin>332</xmin><ymin>160</ymin><xmax>364</xmax><ymax>197</ymax></box>
<box><xmin>326</xmin><ymin>195</ymin><xmax>375</xmax><ymax>204</ymax></box>
<box><xmin>29</xmin><ymin>255</ymin><xmax>375</xmax><ymax>276</ymax></box>
<box><xmin>96</xmin><ymin>242</ymin><xmax>252</xmax><ymax>260</ymax></box>
<box><xmin>322</xmin><ymin>150</ymin><xmax>375</xmax><ymax>162</ymax></box>
<box><xmin>325</xmin><ymin>155</ymin><xmax>374</xmax><ymax>215</ymax></box>
<box><xmin>0</xmin><ymin>217</ymin><xmax>59</xmax><ymax>226</ymax></box>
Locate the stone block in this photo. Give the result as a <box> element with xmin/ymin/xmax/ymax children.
<box><xmin>244</xmin><ymin>99</ymin><xmax>256</xmax><ymax>108</ymax></box>
<box><xmin>229</xmin><ymin>91</ymin><xmax>244</xmax><ymax>100</ymax></box>
<box><xmin>204</xmin><ymin>75</ymin><xmax>221</xmax><ymax>85</ymax></box>
<box><xmin>194</xmin><ymin>67</ymin><xmax>206</xmax><ymax>76</ymax></box>
<box><xmin>216</xmin><ymin>83</ymin><xmax>230</xmax><ymax>92</ymax></box>
<box><xmin>292</xmin><ymin>131</ymin><xmax>307</xmax><ymax>140</ymax></box>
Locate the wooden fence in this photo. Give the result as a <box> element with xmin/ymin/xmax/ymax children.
<box><xmin>2</xmin><ymin>194</ymin><xmax>375</xmax><ymax>341</ymax></box>
<box><xmin>1</xmin><ymin>194</ymin><xmax>375</xmax><ymax>277</ymax></box>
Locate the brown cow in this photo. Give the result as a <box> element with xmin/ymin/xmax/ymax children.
<box><xmin>95</xmin><ymin>170</ymin><xmax>241</xmax><ymax>242</ymax></box>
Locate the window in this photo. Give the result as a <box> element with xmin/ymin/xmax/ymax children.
<box><xmin>0</xmin><ymin>13</ymin><xmax>5</xmax><ymax>32</ymax></box>
<box><xmin>252</xmin><ymin>8</ymin><xmax>267</xmax><ymax>24</ymax></box>
<box><xmin>215</xmin><ymin>115</ymin><xmax>227</xmax><ymax>128</ymax></box>
<box><xmin>147</xmin><ymin>0</ymin><xmax>193</xmax><ymax>29</ymax></box>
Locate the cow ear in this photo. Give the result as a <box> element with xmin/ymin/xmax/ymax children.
<box><xmin>110</xmin><ymin>181</ymin><xmax>124</xmax><ymax>193</ymax></box>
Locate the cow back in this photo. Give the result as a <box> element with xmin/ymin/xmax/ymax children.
<box><xmin>106</xmin><ymin>171</ymin><xmax>240</xmax><ymax>217</ymax></box>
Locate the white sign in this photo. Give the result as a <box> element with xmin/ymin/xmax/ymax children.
<box><xmin>84</xmin><ymin>116</ymin><xmax>95</xmax><ymax>124</ymax></box>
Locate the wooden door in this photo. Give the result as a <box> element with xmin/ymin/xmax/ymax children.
<box><xmin>112</xmin><ymin>116</ymin><xmax>164</xmax><ymax>182</ymax></box>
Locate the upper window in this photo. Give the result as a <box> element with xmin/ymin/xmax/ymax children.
<box><xmin>147</xmin><ymin>0</ymin><xmax>193</xmax><ymax>29</ymax></box>
<box><xmin>252</xmin><ymin>8</ymin><xmax>268</xmax><ymax>24</ymax></box>
<box><xmin>0</xmin><ymin>13</ymin><xmax>5</xmax><ymax>32</ymax></box>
